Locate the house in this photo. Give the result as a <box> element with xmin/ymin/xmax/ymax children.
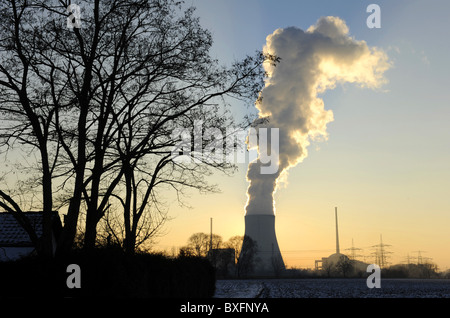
<box><xmin>0</xmin><ymin>211</ymin><xmax>62</xmax><ymax>261</ymax></box>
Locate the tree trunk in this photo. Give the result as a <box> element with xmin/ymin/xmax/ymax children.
<box><xmin>84</xmin><ymin>211</ymin><xmax>98</xmax><ymax>250</ymax></box>
<box><xmin>41</xmin><ymin>161</ymin><xmax>54</xmax><ymax>258</ymax></box>
<box><xmin>56</xmin><ymin>103</ymin><xmax>88</xmax><ymax>254</ymax></box>
<box><xmin>18</xmin><ymin>91</ymin><xmax>54</xmax><ymax>258</ymax></box>
<box><xmin>123</xmin><ymin>161</ymin><xmax>133</xmax><ymax>254</ymax></box>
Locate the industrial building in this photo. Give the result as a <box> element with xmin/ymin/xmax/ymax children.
<box><xmin>315</xmin><ymin>207</ymin><xmax>368</xmax><ymax>275</ymax></box>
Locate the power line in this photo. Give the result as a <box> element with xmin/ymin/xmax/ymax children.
<box><xmin>345</xmin><ymin>238</ymin><xmax>363</xmax><ymax>260</ymax></box>
<box><xmin>371</xmin><ymin>234</ymin><xmax>392</xmax><ymax>268</ymax></box>
<box><xmin>412</xmin><ymin>250</ymin><xmax>430</xmax><ymax>265</ymax></box>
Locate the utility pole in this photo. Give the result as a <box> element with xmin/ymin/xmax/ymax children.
<box><xmin>371</xmin><ymin>234</ymin><xmax>392</xmax><ymax>268</ymax></box>
<box><xmin>335</xmin><ymin>207</ymin><xmax>340</xmax><ymax>254</ymax></box>
<box><xmin>210</xmin><ymin>217</ymin><xmax>213</xmax><ymax>251</ymax></box>
<box><xmin>405</xmin><ymin>253</ymin><xmax>411</xmax><ymax>265</ymax></box>
<box><xmin>413</xmin><ymin>250</ymin><xmax>427</xmax><ymax>265</ymax></box>
<box><xmin>345</xmin><ymin>238</ymin><xmax>362</xmax><ymax>260</ymax></box>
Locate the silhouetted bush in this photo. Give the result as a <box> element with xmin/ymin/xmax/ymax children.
<box><xmin>381</xmin><ymin>265</ymin><xmax>409</xmax><ymax>278</ymax></box>
<box><xmin>381</xmin><ymin>263</ymin><xmax>440</xmax><ymax>279</ymax></box>
<box><xmin>0</xmin><ymin>247</ymin><xmax>215</xmax><ymax>298</ymax></box>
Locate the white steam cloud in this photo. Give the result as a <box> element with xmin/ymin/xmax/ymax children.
<box><xmin>245</xmin><ymin>16</ymin><xmax>391</xmax><ymax>216</ymax></box>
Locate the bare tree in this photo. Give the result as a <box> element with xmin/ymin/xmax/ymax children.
<box><xmin>271</xmin><ymin>255</ymin><xmax>284</xmax><ymax>277</ymax></box>
<box><xmin>321</xmin><ymin>260</ymin><xmax>334</xmax><ymax>278</ymax></box>
<box><xmin>335</xmin><ymin>255</ymin><xmax>353</xmax><ymax>277</ymax></box>
<box><xmin>180</xmin><ymin>232</ymin><xmax>222</xmax><ymax>257</ymax></box>
<box><xmin>0</xmin><ymin>0</ymin><xmax>62</xmax><ymax>256</ymax></box>
<box><xmin>224</xmin><ymin>235</ymin><xmax>244</xmax><ymax>265</ymax></box>
<box><xmin>97</xmin><ymin>201</ymin><xmax>169</xmax><ymax>252</ymax></box>
<box><xmin>0</xmin><ymin>0</ymin><xmax>277</xmax><ymax>255</ymax></box>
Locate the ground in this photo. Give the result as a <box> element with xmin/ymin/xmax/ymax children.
<box><xmin>214</xmin><ymin>278</ymin><xmax>450</xmax><ymax>298</ymax></box>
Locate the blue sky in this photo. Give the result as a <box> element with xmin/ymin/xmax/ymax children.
<box><xmin>191</xmin><ymin>0</ymin><xmax>396</xmax><ymax>57</ymax></box>
<box><xmin>161</xmin><ymin>0</ymin><xmax>450</xmax><ymax>269</ymax></box>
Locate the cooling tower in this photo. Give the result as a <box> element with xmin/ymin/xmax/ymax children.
<box><xmin>241</xmin><ymin>214</ymin><xmax>285</xmax><ymax>276</ymax></box>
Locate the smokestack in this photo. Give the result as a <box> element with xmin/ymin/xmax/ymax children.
<box><xmin>335</xmin><ymin>207</ymin><xmax>340</xmax><ymax>254</ymax></box>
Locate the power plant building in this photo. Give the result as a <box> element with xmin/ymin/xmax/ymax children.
<box><xmin>315</xmin><ymin>207</ymin><xmax>368</xmax><ymax>274</ymax></box>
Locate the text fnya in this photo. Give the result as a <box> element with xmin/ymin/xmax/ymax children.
<box><xmin>180</xmin><ymin>302</ymin><xmax>269</xmax><ymax>315</ymax></box>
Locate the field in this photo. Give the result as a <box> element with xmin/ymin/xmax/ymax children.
<box><xmin>214</xmin><ymin>278</ymin><xmax>450</xmax><ymax>298</ymax></box>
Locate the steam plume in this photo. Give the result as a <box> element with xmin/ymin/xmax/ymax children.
<box><xmin>245</xmin><ymin>16</ymin><xmax>391</xmax><ymax>215</ymax></box>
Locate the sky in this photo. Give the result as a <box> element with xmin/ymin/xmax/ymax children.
<box><xmin>151</xmin><ymin>0</ymin><xmax>450</xmax><ymax>270</ymax></box>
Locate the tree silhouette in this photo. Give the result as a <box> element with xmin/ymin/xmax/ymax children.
<box><xmin>237</xmin><ymin>235</ymin><xmax>258</xmax><ymax>277</ymax></box>
<box><xmin>180</xmin><ymin>232</ymin><xmax>222</xmax><ymax>257</ymax></box>
<box><xmin>224</xmin><ymin>235</ymin><xmax>244</xmax><ymax>265</ymax></box>
<box><xmin>0</xmin><ymin>0</ymin><xmax>277</xmax><ymax>255</ymax></box>
<box><xmin>335</xmin><ymin>255</ymin><xmax>353</xmax><ymax>277</ymax></box>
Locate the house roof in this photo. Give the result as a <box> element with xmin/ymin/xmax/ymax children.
<box><xmin>0</xmin><ymin>211</ymin><xmax>61</xmax><ymax>247</ymax></box>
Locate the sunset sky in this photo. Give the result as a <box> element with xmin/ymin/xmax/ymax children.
<box><xmin>154</xmin><ymin>0</ymin><xmax>450</xmax><ymax>270</ymax></box>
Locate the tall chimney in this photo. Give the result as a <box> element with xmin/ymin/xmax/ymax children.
<box><xmin>335</xmin><ymin>207</ymin><xmax>340</xmax><ymax>254</ymax></box>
